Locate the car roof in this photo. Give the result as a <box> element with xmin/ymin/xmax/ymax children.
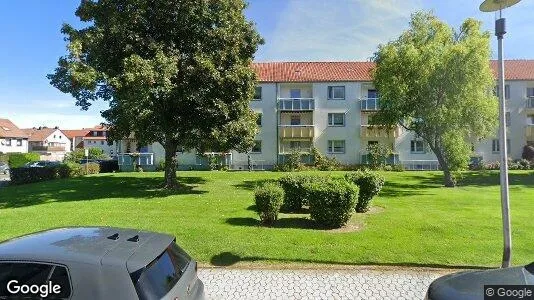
<box><xmin>0</xmin><ymin>227</ymin><xmax>175</xmax><ymax>269</ymax></box>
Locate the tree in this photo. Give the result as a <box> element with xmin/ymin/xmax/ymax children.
<box><xmin>366</xmin><ymin>143</ymin><xmax>391</xmax><ymax>170</ymax></box>
<box><xmin>48</xmin><ymin>0</ymin><xmax>263</xmax><ymax>188</ymax></box>
<box><xmin>371</xmin><ymin>12</ymin><xmax>498</xmax><ymax>187</ymax></box>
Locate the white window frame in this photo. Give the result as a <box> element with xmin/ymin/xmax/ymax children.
<box><xmin>328</xmin><ymin>86</ymin><xmax>345</xmax><ymax>100</ymax></box>
<box><xmin>492</xmin><ymin>139</ymin><xmax>511</xmax><ymax>153</ymax></box>
<box><xmin>5</xmin><ymin>139</ymin><xmax>11</xmax><ymax>146</ymax></box>
<box><xmin>16</xmin><ymin>139</ymin><xmax>22</xmax><ymax>146</ymax></box>
<box><xmin>527</xmin><ymin>87</ymin><xmax>534</xmax><ymax>98</ymax></box>
<box><xmin>410</xmin><ymin>140</ymin><xmax>425</xmax><ymax>154</ymax></box>
<box><xmin>251</xmin><ymin>140</ymin><xmax>262</xmax><ymax>153</ymax></box>
<box><xmin>256</xmin><ymin>113</ymin><xmax>262</xmax><ymax>127</ymax></box>
<box><xmin>328</xmin><ymin>113</ymin><xmax>345</xmax><ymax>126</ymax></box>
<box><xmin>327</xmin><ymin>140</ymin><xmax>345</xmax><ymax>154</ymax></box>
<box><xmin>253</xmin><ymin>86</ymin><xmax>262</xmax><ymax>101</ymax></box>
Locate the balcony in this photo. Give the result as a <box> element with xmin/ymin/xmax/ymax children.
<box><xmin>360</xmin><ymin>125</ymin><xmax>399</xmax><ymax>138</ymax></box>
<box><xmin>279</xmin><ymin>125</ymin><xmax>314</xmax><ymax>139</ymax></box>
<box><xmin>360</xmin><ymin>97</ymin><xmax>380</xmax><ymax>111</ymax></box>
<box><xmin>526</xmin><ymin>98</ymin><xmax>534</xmax><ymax>111</ymax></box>
<box><xmin>278</xmin><ymin>98</ymin><xmax>315</xmax><ymax>111</ymax></box>
<box><xmin>31</xmin><ymin>145</ymin><xmax>66</xmax><ymax>152</ymax></box>
<box><xmin>527</xmin><ymin>125</ymin><xmax>534</xmax><ymax>139</ymax></box>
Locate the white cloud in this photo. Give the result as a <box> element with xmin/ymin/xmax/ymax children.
<box><xmin>258</xmin><ymin>0</ymin><xmax>422</xmax><ymax>61</ymax></box>
<box><xmin>5</xmin><ymin>112</ymin><xmax>104</xmax><ymax>129</ymax></box>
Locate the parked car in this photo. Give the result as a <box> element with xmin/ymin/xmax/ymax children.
<box><xmin>0</xmin><ymin>227</ymin><xmax>205</xmax><ymax>300</ymax></box>
<box><xmin>24</xmin><ymin>161</ymin><xmax>61</xmax><ymax>168</ymax></box>
<box><xmin>78</xmin><ymin>158</ymin><xmax>99</xmax><ymax>164</ymax></box>
<box><xmin>0</xmin><ymin>162</ymin><xmax>8</xmax><ymax>174</ymax></box>
<box><xmin>426</xmin><ymin>263</ymin><xmax>534</xmax><ymax>299</ymax></box>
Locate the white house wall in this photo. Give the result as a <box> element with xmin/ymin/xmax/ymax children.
<box><xmin>0</xmin><ymin>138</ymin><xmax>28</xmax><ymax>153</ymax></box>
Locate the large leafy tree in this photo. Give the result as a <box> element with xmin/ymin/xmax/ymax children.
<box><xmin>372</xmin><ymin>12</ymin><xmax>498</xmax><ymax>187</ymax></box>
<box><xmin>48</xmin><ymin>0</ymin><xmax>263</xmax><ymax>188</ymax></box>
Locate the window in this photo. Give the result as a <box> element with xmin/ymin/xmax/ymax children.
<box><xmin>527</xmin><ymin>88</ymin><xmax>534</xmax><ymax>98</ymax></box>
<box><xmin>289</xmin><ymin>89</ymin><xmax>301</xmax><ymax>98</ymax></box>
<box><xmin>256</xmin><ymin>113</ymin><xmax>262</xmax><ymax>127</ymax></box>
<box><xmin>410</xmin><ymin>140</ymin><xmax>425</xmax><ymax>153</ymax></box>
<box><xmin>528</xmin><ymin>115</ymin><xmax>534</xmax><ymax>124</ymax></box>
<box><xmin>328</xmin><ymin>113</ymin><xmax>345</xmax><ymax>126</ymax></box>
<box><xmin>327</xmin><ymin>140</ymin><xmax>345</xmax><ymax>153</ymax></box>
<box><xmin>5</xmin><ymin>139</ymin><xmax>11</xmax><ymax>146</ymax></box>
<box><xmin>132</xmin><ymin>243</ymin><xmax>191</xmax><ymax>300</ymax></box>
<box><xmin>367</xmin><ymin>89</ymin><xmax>378</xmax><ymax>99</ymax></box>
<box><xmin>495</xmin><ymin>85</ymin><xmax>510</xmax><ymax>99</ymax></box>
<box><xmin>251</xmin><ymin>140</ymin><xmax>261</xmax><ymax>153</ymax></box>
<box><xmin>253</xmin><ymin>86</ymin><xmax>262</xmax><ymax>100</ymax></box>
<box><xmin>290</xmin><ymin>115</ymin><xmax>301</xmax><ymax>125</ymax></box>
<box><xmin>492</xmin><ymin>139</ymin><xmax>511</xmax><ymax>153</ymax></box>
<box><xmin>16</xmin><ymin>139</ymin><xmax>22</xmax><ymax>146</ymax></box>
<box><xmin>328</xmin><ymin>86</ymin><xmax>345</xmax><ymax>100</ymax></box>
<box><xmin>0</xmin><ymin>263</ymin><xmax>71</xmax><ymax>299</ymax></box>
<box><xmin>506</xmin><ymin>112</ymin><xmax>511</xmax><ymax>127</ymax></box>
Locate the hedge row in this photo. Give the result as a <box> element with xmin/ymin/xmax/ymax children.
<box><xmin>10</xmin><ymin>162</ymin><xmax>100</xmax><ymax>185</ymax></box>
<box><xmin>6</xmin><ymin>153</ymin><xmax>40</xmax><ymax>168</ymax></box>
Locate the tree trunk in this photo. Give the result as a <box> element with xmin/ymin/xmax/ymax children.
<box><xmin>434</xmin><ymin>149</ymin><xmax>455</xmax><ymax>187</ymax></box>
<box><xmin>163</xmin><ymin>140</ymin><xmax>179</xmax><ymax>189</ymax></box>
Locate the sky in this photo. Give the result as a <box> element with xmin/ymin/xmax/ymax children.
<box><xmin>1</xmin><ymin>0</ymin><xmax>533</xmax><ymax>129</ymax></box>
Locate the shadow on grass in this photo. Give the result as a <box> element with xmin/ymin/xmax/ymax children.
<box><xmin>0</xmin><ymin>174</ymin><xmax>207</xmax><ymax>209</ymax></box>
<box><xmin>209</xmin><ymin>251</ymin><xmax>493</xmax><ymax>269</ymax></box>
<box><xmin>226</xmin><ymin>217</ymin><xmax>318</xmax><ymax>230</ymax></box>
<box><xmin>233</xmin><ymin>179</ymin><xmax>276</xmax><ymax>191</ymax></box>
<box><xmin>458</xmin><ymin>171</ymin><xmax>534</xmax><ymax>187</ymax></box>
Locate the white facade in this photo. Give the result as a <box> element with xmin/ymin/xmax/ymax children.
<box><xmin>0</xmin><ymin>138</ymin><xmax>28</xmax><ymax>153</ymax></box>
<box><xmin>28</xmin><ymin>129</ymin><xmax>72</xmax><ymax>161</ymax></box>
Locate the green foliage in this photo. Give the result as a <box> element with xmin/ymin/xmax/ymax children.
<box><xmin>254</xmin><ymin>182</ymin><xmax>284</xmax><ymax>225</ymax></box>
<box><xmin>48</xmin><ymin>0</ymin><xmax>263</xmax><ymax>187</ymax></box>
<box><xmin>0</xmin><ymin>154</ymin><xmax>7</xmax><ymax>163</ymax></box>
<box><xmin>366</xmin><ymin>143</ymin><xmax>391</xmax><ymax>170</ymax></box>
<box><xmin>83</xmin><ymin>162</ymin><xmax>101</xmax><ymax>175</ymax></box>
<box><xmin>99</xmin><ymin>160</ymin><xmax>119</xmax><ymax>173</ymax></box>
<box><xmin>275</xmin><ymin>150</ymin><xmax>305</xmax><ymax>172</ymax></box>
<box><xmin>311</xmin><ymin>147</ymin><xmax>340</xmax><ymax>171</ymax></box>
<box><xmin>372</xmin><ymin>11</ymin><xmax>498</xmax><ymax>186</ymax></box>
<box><xmin>278</xmin><ymin>174</ymin><xmax>325</xmax><ymax>212</ymax></box>
<box><xmin>57</xmin><ymin>162</ymin><xmax>84</xmax><ymax>178</ymax></box>
<box><xmin>156</xmin><ymin>160</ymin><xmax>166</xmax><ymax>172</ymax></box>
<box><xmin>345</xmin><ymin>171</ymin><xmax>385</xmax><ymax>213</ymax></box>
<box><xmin>88</xmin><ymin>148</ymin><xmax>108</xmax><ymax>160</ymax></box>
<box><xmin>8</xmin><ymin>153</ymin><xmax>40</xmax><ymax>168</ymax></box>
<box><xmin>65</xmin><ymin>148</ymin><xmax>107</xmax><ymax>163</ymax></box>
<box><xmin>305</xmin><ymin>179</ymin><xmax>358</xmax><ymax>228</ymax></box>
<box><xmin>10</xmin><ymin>167</ymin><xmax>60</xmax><ymax>185</ymax></box>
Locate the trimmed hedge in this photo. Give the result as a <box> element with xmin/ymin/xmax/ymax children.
<box><xmin>254</xmin><ymin>182</ymin><xmax>285</xmax><ymax>225</ymax></box>
<box><xmin>345</xmin><ymin>171</ymin><xmax>385</xmax><ymax>213</ymax></box>
<box><xmin>7</xmin><ymin>153</ymin><xmax>40</xmax><ymax>168</ymax></box>
<box><xmin>10</xmin><ymin>162</ymin><xmax>101</xmax><ymax>185</ymax></box>
<box><xmin>278</xmin><ymin>174</ymin><xmax>325</xmax><ymax>212</ymax></box>
<box><xmin>305</xmin><ymin>179</ymin><xmax>358</xmax><ymax>228</ymax></box>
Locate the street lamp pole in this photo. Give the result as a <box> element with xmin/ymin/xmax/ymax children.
<box><xmin>480</xmin><ymin>0</ymin><xmax>521</xmax><ymax>268</ymax></box>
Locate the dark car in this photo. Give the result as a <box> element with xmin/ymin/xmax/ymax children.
<box><xmin>0</xmin><ymin>227</ymin><xmax>205</xmax><ymax>300</ymax></box>
<box><xmin>24</xmin><ymin>161</ymin><xmax>61</xmax><ymax>168</ymax></box>
<box><xmin>0</xmin><ymin>162</ymin><xmax>8</xmax><ymax>174</ymax></box>
<box><xmin>426</xmin><ymin>263</ymin><xmax>534</xmax><ymax>300</ymax></box>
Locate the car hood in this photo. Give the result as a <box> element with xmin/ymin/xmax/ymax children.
<box><xmin>427</xmin><ymin>263</ymin><xmax>534</xmax><ymax>300</ymax></box>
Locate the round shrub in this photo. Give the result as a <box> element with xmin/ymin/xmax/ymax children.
<box><xmin>305</xmin><ymin>179</ymin><xmax>358</xmax><ymax>228</ymax></box>
<box><xmin>278</xmin><ymin>174</ymin><xmax>325</xmax><ymax>212</ymax></box>
<box><xmin>254</xmin><ymin>182</ymin><xmax>284</xmax><ymax>225</ymax></box>
<box><xmin>345</xmin><ymin>171</ymin><xmax>385</xmax><ymax>213</ymax></box>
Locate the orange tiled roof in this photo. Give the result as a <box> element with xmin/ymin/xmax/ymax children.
<box><xmin>63</xmin><ymin>129</ymin><xmax>90</xmax><ymax>139</ymax></box>
<box><xmin>253</xmin><ymin>60</ymin><xmax>534</xmax><ymax>82</ymax></box>
<box><xmin>0</xmin><ymin>118</ymin><xmax>28</xmax><ymax>138</ymax></box>
<box><xmin>22</xmin><ymin>128</ymin><xmax>60</xmax><ymax>142</ymax></box>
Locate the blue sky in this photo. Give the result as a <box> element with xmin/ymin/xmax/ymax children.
<box><xmin>1</xmin><ymin>0</ymin><xmax>533</xmax><ymax>129</ymax></box>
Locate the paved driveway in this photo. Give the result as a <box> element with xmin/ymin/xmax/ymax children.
<box><xmin>198</xmin><ymin>267</ymin><xmax>455</xmax><ymax>300</ymax></box>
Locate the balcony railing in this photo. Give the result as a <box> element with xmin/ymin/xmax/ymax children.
<box><xmin>360</xmin><ymin>98</ymin><xmax>380</xmax><ymax>111</ymax></box>
<box><xmin>360</xmin><ymin>125</ymin><xmax>399</xmax><ymax>138</ymax></box>
<box><xmin>278</xmin><ymin>98</ymin><xmax>315</xmax><ymax>111</ymax></box>
<box><xmin>361</xmin><ymin>153</ymin><xmax>400</xmax><ymax>165</ymax></box>
<box><xmin>279</xmin><ymin>125</ymin><xmax>314</xmax><ymax>139</ymax></box>
<box><xmin>117</xmin><ymin>153</ymin><xmax>154</xmax><ymax>166</ymax></box>
<box><xmin>527</xmin><ymin>125</ymin><xmax>534</xmax><ymax>139</ymax></box>
<box><xmin>402</xmin><ymin>160</ymin><xmax>440</xmax><ymax>171</ymax></box>
<box><xmin>31</xmin><ymin>146</ymin><xmax>66</xmax><ymax>152</ymax></box>
<box><xmin>527</xmin><ymin>98</ymin><xmax>534</xmax><ymax>109</ymax></box>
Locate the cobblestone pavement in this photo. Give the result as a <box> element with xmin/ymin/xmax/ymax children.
<box><xmin>199</xmin><ymin>267</ymin><xmax>453</xmax><ymax>300</ymax></box>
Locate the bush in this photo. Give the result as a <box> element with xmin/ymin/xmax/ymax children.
<box><xmin>57</xmin><ymin>162</ymin><xmax>83</xmax><ymax>178</ymax></box>
<box><xmin>81</xmin><ymin>162</ymin><xmax>100</xmax><ymax>175</ymax></box>
<box><xmin>484</xmin><ymin>161</ymin><xmax>500</xmax><ymax>170</ymax></box>
<box><xmin>522</xmin><ymin>145</ymin><xmax>534</xmax><ymax>162</ymax></box>
<box><xmin>305</xmin><ymin>179</ymin><xmax>358</xmax><ymax>228</ymax></box>
<box><xmin>345</xmin><ymin>171</ymin><xmax>385</xmax><ymax>213</ymax></box>
<box><xmin>274</xmin><ymin>150</ymin><xmax>305</xmax><ymax>172</ymax></box>
<box><xmin>278</xmin><ymin>174</ymin><xmax>325</xmax><ymax>212</ymax></box>
<box><xmin>311</xmin><ymin>147</ymin><xmax>341</xmax><ymax>171</ymax></box>
<box><xmin>366</xmin><ymin>143</ymin><xmax>392</xmax><ymax>170</ymax></box>
<box><xmin>156</xmin><ymin>160</ymin><xmax>165</xmax><ymax>171</ymax></box>
<box><xmin>8</xmin><ymin>153</ymin><xmax>40</xmax><ymax>168</ymax></box>
<box><xmin>10</xmin><ymin>166</ymin><xmax>59</xmax><ymax>185</ymax></box>
<box><xmin>254</xmin><ymin>182</ymin><xmax>284</xmax><ymax>225</ymax></box>
<box><xmin>99</xmin><ymin>160</ymin><xmax>119</xmax><ymax>173</ymax></box>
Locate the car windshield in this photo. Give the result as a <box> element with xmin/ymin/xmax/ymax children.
<box><xmin>131</xmin><ymin>243</ymin><xmax>191</xmax><ymax>300</ymax></box>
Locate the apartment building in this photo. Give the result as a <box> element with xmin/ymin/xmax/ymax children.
<box><xmin>121</xmin><ymin>60</ymin><xmax>534</xmax><ymax>171</ymax></box>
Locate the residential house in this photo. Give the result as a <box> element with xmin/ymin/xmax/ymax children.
<box><xmin>22</xmin><ymin>127</ymin><xmax>71</xmax><ymax>161</ymax></box>
<box><xmin>0</xmin><ymin>118</ymin><xmax>28</xmax><ymax>154</ymax></box>
<box><xmin>63</xmin><ymin>129</ymin><xmax>90</xmax><ymax>151</ymax></box>
<box><xmin>64</xmin><ymin>125</ymin><xmax>117</xmax><ymax>157</ymax></box>
<box><xmin>117</xmin><ymin>59</ymin><xmax>534</xmax><ymax>171</ymax></box>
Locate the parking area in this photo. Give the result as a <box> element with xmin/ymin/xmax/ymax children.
<box><xmin>198</xmin><ymin>267</ymin><xmax>453</xmax><ymax>300</ymax></box>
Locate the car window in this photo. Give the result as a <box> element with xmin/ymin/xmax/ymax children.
<box><xmin>0</xmin><ymin>262</ymin><xmax>71</xmax><ymax>299</ymax></box>
<box><xmin>132</xmin><ymin>243</ymin><xmax>191</xmax><ymax>300</ymax></box>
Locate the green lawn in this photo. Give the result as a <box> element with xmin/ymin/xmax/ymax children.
<box><xmin>0</xmin><ymin>170</ymin><xmax>533</xmax><ymax>268</ymax></box>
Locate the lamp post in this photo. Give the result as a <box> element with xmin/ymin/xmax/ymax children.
<box><xmin>479</xmin><ymin>0</ymin><xmax>521</xmax><ymax>268</ymax></box>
